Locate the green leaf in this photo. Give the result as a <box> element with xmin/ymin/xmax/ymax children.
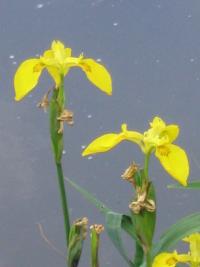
<box><xmin>67</xmin><ymin>217</ymin><xmax>88</xmax><ymax>267</ymax></box>
<box><xmin>105</xmin><ymin>212</ymin><xmax>135</xmax><ymax>267</ymax></box>
<box><xmin>64</xmin><ymin>177</ymin><xmax>110</xmax><ymax>215</ymax></box>
<box><xmin>133</xmin><ymin>241</ymin><xmax>144</xmax><ymax>267</ymax></box>
<box><xmin>152</xmin><ymin>212</ymin><xmax>200</xmax><ymax>257</ymax></box>
<box><xmin>131</xmin><ymin>182</ymin><xmax>156</xmax><ymax>252</ymax></box>
<box><xmin>65</xmin><ymin>177</ymin><xmax>140</xmax><ymax>265</ymax></box>
<box><xmin>121</xmin><ymin>215</ymin><xmax>137</xmax><ymax>241</ymax></box>
<box><xmin>90</xmin><ymin>227</ymin><xmax>100</xmax><ymax>267</ymax></box>
<box><xmin>65</xmin><ymin>177</ymin><xmax>137</xmax><ymax>240</ymax></box>
<box><xmin>168</xmin><ymin>181</ymin><xmax>200</xmax><ymax>189</ymax></box>
<box><xmin>49</xmin><ymin>89</ymin><xmax>63</xmax><ymax>163</ymax></box>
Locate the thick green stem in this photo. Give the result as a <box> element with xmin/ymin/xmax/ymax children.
<box><xmin>133</xmin><ymin>241</ymin><xmax>144</xmax><ymax>267</ymax></box>
<box><xmin>144</xmin><ymin>151</ymin><xmax>151</xmax><ymax>181</ymax></box>
<box><xmin>146</xmin><ymin>252</ymin><xmax>151</xmax><ymax>267</ymax></box>
<box><xmin>49</xmin><ymin>75</ymin><xmax>71</xmax><ymax>250</ymax></box>
<box><xmin>90</xmin><ymin>229</ymin><xmax>99</xmax><ymax>267</ymax></box>
<box><xmin>56</xmin><ymin>162</ymin><xmax>70</xmax><ymax>247</ymax></box>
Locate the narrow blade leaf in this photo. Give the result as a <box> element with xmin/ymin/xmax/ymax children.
<box><xmin>152</xmin><ymin>212</ymin><xmax>200</xmax><ymax>257</ymax></box>
<box><xmin>168</xmin><ymin>181</ymin><xmax>200</xmax><ymax>189</ymax></box>
<box><xmin>65</xmin><ymin>177</ymin><xmax>110</xmax><ymax>215</ymax></box>
<box><xmin>105</xmin><ymin>212</ymin><xmax>135</xmax><ymax>267</ymax></box>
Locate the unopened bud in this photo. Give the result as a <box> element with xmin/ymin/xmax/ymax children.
<box><xmin>90</xmin><ymin>224</ymin><xmax>104</xmax><ymax>235</ymax></box>
<box><xmin>74</xmin><ymin>217</ymin><xmax>88</xmax><ymax>240</ymax></box>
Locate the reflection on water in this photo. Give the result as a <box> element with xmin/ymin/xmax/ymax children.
<box><xmin>0</xmin><ymin>0</ymin><xmax>200</xmax><ymax>266</ymax></box>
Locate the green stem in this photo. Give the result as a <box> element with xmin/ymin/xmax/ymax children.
<box><xmin>56</xmin><ymin>162</ymin><xmax>70</xmax><ymax>247</ymax></box>
<box><xmin>49</xmin><ymin>75</ymin><xmax>71</xmax><ymax>250</ymax></box>
<box><xmin>90</xmin><ymin>229</ymin><xmax>99</xmax><ymax>267</ymax></box>
<box><xmin>146</xmin><ymin>252</ymin><xmax>151</xmax><ymax>267</ymax></box>
<box><xmin>132</xmin><ymin>241</ymin><xmax>144</xmax><ymax>267</ymax></box>
<box><xmin>144</xmin><ymin>152</ymin><xmax>151</xmax><ymax>180</ymax></box>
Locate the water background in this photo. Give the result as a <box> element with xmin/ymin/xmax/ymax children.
<box><xmin>0</xmin><ymin>0</ymin><xmax>200</xmax><ymax>266</ymax></box>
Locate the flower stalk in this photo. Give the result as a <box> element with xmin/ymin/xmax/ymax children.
<box><xmin>90</xmin><ymin>224</ymin><xmax>104</xmax><ymax>267</ymax></box>
<box><xmin>67</xmin><ymin>217</ymin><xmax>88</xmax><ymax>267</ymax></box>
<box><xmin>49</xmin><ymin>76</ymin><xmax>71</xmax><ymax>248</ymax></box>
<box><xmin>144</xmin><ymin>151</ymin><xmax>151</xmax><ymax>182</ymax></box>
<box><xmin>55</xmin><ymin>162</ymin><xmax>70</xmax><ymax>246</ymax></box>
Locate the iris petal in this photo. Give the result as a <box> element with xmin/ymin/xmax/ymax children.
<box><xmin>80</xmin><ymin>59</ymin><xmax>112</xmax><ymax>95</ymax></box>
<box><xmin>165</xmin><ymin>125</ymin><xmax>179</xmax><ymax>143</ymax></box>
<box><xmin>155</xmin><ymin>144</ymin><xmax>189</xmax><ymax>186</ymax></box>
<box><xmin>82</xmin><ymin>133</ymin><xmax>123</xmax><ymax>156</ymax></box>
<box><xmin>14</xmin><ymin>58</ymin><xmax>44</xmax><ymax>101</ymax></box>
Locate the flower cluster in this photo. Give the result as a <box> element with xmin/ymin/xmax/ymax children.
<box><xmin>153</xmin><ymin>233</ymin><xmax>200</xmax><ymax>267</ymax></box>
<box><xmin>14</xmin><ymin>40</ymin><xmax>112</xmax><ymax>101</ymax></box>
<box><xmin>82</xmin><ymin>116</ymin><xmax>189</xmax><ymax>185</ymax></box>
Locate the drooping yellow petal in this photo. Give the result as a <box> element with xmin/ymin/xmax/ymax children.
<box><xmin>152</xmin><ymin>252</ymin><xmax>190</xmax><ymax>267</ymax></box>
<box><xmin>82</xmin><ymin>124</ymin><xmax>143</xmax><ymax>157</ymax></box>
<box><xmin>14</xmin><ymin>59</ymin><xmax>44</xmax><ymax>101</ymax></box>
<box><xmin>80</xmin><ymin>58</ymin><xmax>112</xmax><ymax>95</ymax></box>
<box><xmin>82</xmin><ymin>133</ymin><xmax>123</xmax><ymax>156</ymax></box>
<box><xmin>155</xmin><ymin>144</ymin><xmax>189</xmax><ymax>186</ymax></box>
<box><xmin>152</xmin><ymin>252</ymin><xmax>179</xmax><ymax>267</ymax></box>
<box><xmin>165</xmin><ymin>125</ymin><xmax>179</xmax><ymax>143</ymax></box>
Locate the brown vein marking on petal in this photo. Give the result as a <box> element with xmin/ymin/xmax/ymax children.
<box><xmin>57</xmin><ymin>109</ymin><xmax>74</xmax><ymax>126</ymax></box>
<box><xmin>157</xmin><ymin>145</ymin><xmax>170</xmax><ymax>157</ymax></box>
<box><xmin>90</xmin><ymin>224</ymin><xmax>104</xmax><ymax>235</ymax></box>
<box><xmin>81</xmin><ymin>62</ymin><xmax>92</xmax><ymax>72</ymax></box>
<box><xmin>33</xmin><ymin>62</ymin><xmax>44</xmax><ymax>72</ymax></box>
<box><xmin>166</xmin><ymin>257</ymin><xmax>178</xmax><ymax>265</ymax></box>
<box><xmin>121</xmin><ymin>162</ymin><xmax>139</xmax><ymax>185</ymax></box>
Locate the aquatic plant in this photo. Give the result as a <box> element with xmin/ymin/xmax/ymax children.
<box><xmin>82</xmin><ymin>116</ymin><xmax>189</xmax><ymax>185</ymax></box>
<box><xmin>14</xmin><ymin>40</ymin><xmax>200</xmax><ymax>267</ymax></box>
<box><xmin>14</xmin><ymin>40</ymin><xmax>112</xmax><ymax>267</ymax></box>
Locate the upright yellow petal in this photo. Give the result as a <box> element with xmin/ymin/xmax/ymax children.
<box><xmin>165</xmin><ymin>125</ymin><xmax>179</xmax><ymax>143</ymax></box>
<box><xmin>183</xmin><ymin>233</ymin><xmax>200</xmax><ymax>263</ymax></box>
<box><xmin>150</xmin><ymin>116</ymin><xmax>166</xmax><ymax>130</ymax></box>
<box><xmin>51</xmin><ymin>40</ymin><xmax>66</xmax><ymax>62</ymax></box>
<box><xmin>14</xmin><ymin>59</ymin><xmax>44</xmax><ymax>101</ymax></box>
<box><xmin>46</xmin><ymin>66</ymin><xmax>62</xmax><ymax>86</ymax></box>
<box><xmin>65</xmin><ymin>47</ymin><xmax>72</xmax><ymax>57</ymax></box>
<box><xmin>155</xmin><ymin>144</ymin><xmax>189</xmax><ymax>186</ymax></box>
<box><xmin>82</xmin><ymin>133</ymin><xmax>123</xmax><ymax>156</ymax></box>
<box><xmin>80</xmin><ymin>59</ymin><xmax>112</xmax><ymax>95</ymax></box>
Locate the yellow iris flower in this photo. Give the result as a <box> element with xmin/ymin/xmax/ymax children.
<box><xmin>152</xmin><ymin>233</ymin><xmax>200</xmax><ymax>267</ymax></box>
<box><xmin>14</xmin><ymin>40</ymin><xmax>112</xmax><ymax>101</ymax></box>
<box><xmin>152</xmin><ymin>251</ymin><xmax>190</xmax><ymax>267</ymax></box>
<box><xmin>82</xmin><ymin>116</ymin><xmax>189</xmax><ymax>185</ymax></box>
<box><xmin>183</xmin><ymin>233</ymin><xmax>200</xmax><ymax>266</ymax></box>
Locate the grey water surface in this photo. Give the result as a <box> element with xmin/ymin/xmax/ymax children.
<box><xmin>0</xmin><ymin>0</ymin><xmax>200</xmax><ymax>266</ymax></box>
